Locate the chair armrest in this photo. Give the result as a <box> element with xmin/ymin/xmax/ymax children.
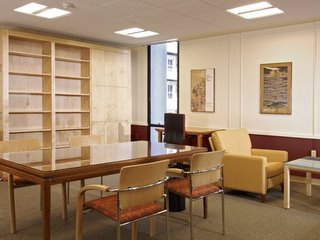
<box><xmin>223</xmin><ymin>154</ymin><xmax>267</xmax><ymax>194</ymax></box>
<box><xmin>251</xmin><ymin>149</ymin><xmax>288</xmax><ymax>163</ymax></box>
<box><xmin>166</xmin><ymin>168</ymin><xmax>184</xmax><ymax>178</ymax></box>
<box><xmin>78</xmin><ymin>184</ymin><xmax>109</xmax><ymax>195</ymax></box>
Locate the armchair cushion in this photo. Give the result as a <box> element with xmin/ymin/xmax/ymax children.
<box><xmin>266</xmin><ymin>162</ymin><xmax>284</xmax><ymax>178</ymax></box>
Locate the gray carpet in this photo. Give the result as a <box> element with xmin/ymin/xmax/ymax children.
<box><xmin>1</xmin><ymin>176</ymin><xmax>320</xmax><ymax>240</ymax></box>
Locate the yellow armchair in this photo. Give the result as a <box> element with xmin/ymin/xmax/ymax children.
<box><xmin>210</xmin><ymin>128</ymin><xmax>288</xmax><ymax>202</ymax></box>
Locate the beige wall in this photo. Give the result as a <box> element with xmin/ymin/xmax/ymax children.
<box><xmin>131</xmin><ymin>21</ymin><xmax>320</xmax><ymax>139</ymax></box>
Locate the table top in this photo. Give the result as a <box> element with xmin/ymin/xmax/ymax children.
<box><xmin>286</xmin><ymin>156</ymin><xmax>320</xmax><ymax>172</ymax></box>
<box><xmin>0</xmin><ymin>141</ymin><xmax>207</xmax><ymax>182</ymax></box>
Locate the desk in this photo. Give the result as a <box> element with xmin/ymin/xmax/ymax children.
<box><xmin>155</xmin><ymin>127</ymin><xmax>222</xmax><ymax>147</ymax></box>
<box><xmin>0</xmin><ymin>141</ymin><xmax>206</xmax><ymax>240</ymax></box>
<box><xmin>284</xmin><ymin>157</ymin><xmax>320</xmax><ymax>209</ymax></box>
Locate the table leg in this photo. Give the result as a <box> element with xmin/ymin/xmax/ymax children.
<box><xmin>284</xmin><ymin>165</ymin><xmax>290</xmax><ymax>209</ymax></box>
<box><xmin>157</xmin><ymin>131</ymin><xmax>163</xmax><ymax>143</ymax></box>
<box><xmin>196</xmin><ymin>134</ymin><xmax>203</xmax><ymax>147</ymax></box>
<box><xmin>41</xmin><ymin>180</ymin><xmax>51</xmax><ymax>240</ymax></box>
<box><xmin>306</xmin><ymin>171</ymin><xmax>312</xmax><ymax>197</ymax></box>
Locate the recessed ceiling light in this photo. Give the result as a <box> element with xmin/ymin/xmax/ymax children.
<box><xmin>115</xmin><ymin>28</ymin><xmax>144</xmax><ymax>36</ymax></box>
<box><xmin>227</xmin><ymin>1</ymin><xmax>283</xmax><ymax>19</ymax></box>
<box><xmin>14</xmin><ymin>2</ymin><xmax>47</xmax><ymax>14</ymax></box>
<box><xmin>227</xmin><ymin>1</ymin><xmax>272</xmax><ymax>14</ymax></box>
<box><xmin>14</xmin><ymin>2</ymin><xmax>71</xmax><ymax>19</ymax></box>
<box><xmin>36</xmin><ymin>8</ymin><xmax>71</xmax><ymax>19</ymax></box>
<box><xmin>129</xmin><ymin>31</ymin><xmax>158</xmax><ymax>38</ymax></box>
<box><xmin>240</xmin><ymin>7</ymin><xmax>283</xmax><ymax>19</ymax></box>
<box><xmin>115</xmin><ymin>28</ymin><xmax>159</xmax><ymax>38</ymax></box>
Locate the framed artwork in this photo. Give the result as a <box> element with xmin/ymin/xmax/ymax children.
<box><xmin>191</xmin><ymin>68</ymin><xmax>215</xmax><ymax>112</ymax></box>
<box><xmin>260</xmin><ymin>62</ymin><xmax>292</xmax><ymax>114</ymax></box>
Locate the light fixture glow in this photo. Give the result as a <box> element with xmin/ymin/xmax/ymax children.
<box><xmin>115</xmin><ymin>28</ymin><xmax>159</xmax><ymax>38</ymax></box>
<box><xmin>14</xmin><ymin>2</ymin><xmax>47</xmax><ymax>14</ymax></box>
<box><xmin>240</xmin><ymin>7</ymin><xmax>283</xmax><ymax>19</ymax></box>
<box><xmin>227</xmin><ymin>1</ymin><xmax>272</xmax><ymax>14</ymax></box>
<box><xmin>227</xmin><ymin>1</ymin><xmax>284</xmax><ymax>19</ymax></box>
<box><xmin>129</xmin><ymin>31</ymin><xmax>159</xmax><ymax>38</ymax></box>
<box><xmin>115</xmin><ymin>28</ymin><xmax>144</xmax><ymax>36</ymax></box>
<box><xmin>36</xmin><ymin>8</ymin><xmax>71</xmax><ymax>19</ymax></box>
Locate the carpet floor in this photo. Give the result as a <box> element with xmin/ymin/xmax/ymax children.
<box><xmin>1</xmin><ymin>176</ymin><xmax>320</xmax><ymax>240</ymax></box>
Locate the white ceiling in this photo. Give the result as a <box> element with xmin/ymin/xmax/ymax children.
<box><xmin>1</xmin><ymin>0</ymin><xmax>320</xmax><ymax>47</ymax></box>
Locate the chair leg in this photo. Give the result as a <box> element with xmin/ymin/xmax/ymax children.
<box><xmin>100</xmin><ymin>176</ymin><xmax>103</xmax><ymax>198</ymax></box>
<box><xmin>61</xmin><ymin>183</ymin><xmax>67</xmax><ymax>220</ymax></box>
<box><xmin>80</xmin><ymin>179</ymin><xmax>85</xmax><ymax>202</ymax></box>
<box><xmin>67</xmin><ymin>182</ymin><xmax>70</xmax><ymax>204</ymax></box>
<box><xmin>260</xmin><ymin>194</ymin><xmax>266</xmax><ymax>203</ymax></box>
<box><xmin>280</xmin><ymin>183</ymin><xmax>284</xmax><ymax>193</ymax></box>
<box><xmin>149</xmin><ymin>217</ymin><xmax>155</xmax><ymax>240</ymax></box>
<box><xmin>131</xmin><ymin>222</ymin><xmax>137</xmax><ymax>240</ymax></box>
<box><xmin>189</xmin><ymin>198</ymin><xmax>194</xmax><ymax>240</ymax></box>
<box><xmin>221</xmin><ymin>191</ymin><xmax>225</xmax><ymax>236</ymax></box>
<box><xmin>166</xmin><ymin>192</ymin><xmax>169</xmax><ymax>240</ymax></box>
<box><xmin>8</xmin><ymin>174</ymin><xmax>16</xmax><ymax>234</ymax></box>
<box><xmin>76</xmin><ymin>191</ymin><xmax>84</xmax><ymax>240</ymax></box>
<box><xmin>203</xmin><ymin>197</ymin><xmax>208</xmax><ymax>219</ymax></box>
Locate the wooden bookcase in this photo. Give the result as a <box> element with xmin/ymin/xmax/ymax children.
<box><xmin>0</xmin><ymin>29</ymin><xmax>131</xmax><ymax>151</ymax></box>
<box><xmin>55</xmin><ymin>44</ymin><xmax>90</xmax><ymax>148</ymax></box>
<box><xmin>7</xmin><ymin>35</ymin><xmax>53</xmax><ymax>149</ymax></box>
<box><xmin>0</xmin><ymin>30</ymin><xmax>91</xmax><ymax>150</ymax></box>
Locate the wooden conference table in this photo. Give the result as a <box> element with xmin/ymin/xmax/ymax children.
<box><xmin>155</xmin><ymin>127</ymin><xmax>222</xmax><ymax>147</ymax></box>
<box><xmin>0</xmin><ymin>141</ymin><xmax>207</xmax><ymax>240</ymax></box>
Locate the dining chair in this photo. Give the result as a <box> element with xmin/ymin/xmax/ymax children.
<box><xmin>68</xmin><ymin>134</ymin><xmax>104</xmax><ymax>200</ymax></box>
<box><xmin>76</xmin><ymin>159</ymin><xmax>170</xmax><ymax>240</ymax></box>
<box><xmin>166</xmin><ymin>150</ymin><xmax>225</xmax><ymax>240</ymax></box>
<box><xmin>0</xmin><ymin>138</ymin><xmax>67</xmax><ymax>233</ymax></box>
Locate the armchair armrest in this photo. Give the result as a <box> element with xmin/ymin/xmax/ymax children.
<box><xmin>223</xmin><ymin>154</ymin><xmax>267</xmax><ymax>194</ymax></box>
<box><xmin>251</xmin><ymin>149</ymin><xmax>288</xmax><ymax>163</ymax></box>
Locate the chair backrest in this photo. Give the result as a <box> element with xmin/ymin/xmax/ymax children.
<box><xmin>119</xmin><ymin>159</ymin><xmax>170</xmax><ymax>209</ymax></box>
<box><xmin>163</xmin><ymin>113</ymin><xmax>185</xmax><ymax>144</ymax></box>
<box><xmin>211</xmin><ymin>128</ymin><xmax>252</xmax><ymax>155</ymax></box>
<box><xmin>0</xmin><ymin>139</ymin><xmax>41</xmax><ymax>153</ymax></box>
<box><xmin>69</xmin><ymin>135</ymin><xmax>103</xmax><ymax>147</ymax></box>
<box><xmin>190</xmin><ymin>150</ymin><xmax>224</xmax><ymax>187</ymax></box>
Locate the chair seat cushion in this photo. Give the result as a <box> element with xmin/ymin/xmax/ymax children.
<box><xmin>0</xmin><ymin>174</ymin><xmax>34</xmax><ymax>186</ymax></box>
<box><xmin>85</xmin><ymin>194</ymin><xmax>164</xmax><ymax>224</ymax></box>
<box><xmin>266</xmin><ymin>162</ymin><xmax>284</xmax><ymax>178</ymax></box>
<box><xmin>166</xmin><ymin>178</ymin><xmax>221</xmax><ymax>199</ymax></box>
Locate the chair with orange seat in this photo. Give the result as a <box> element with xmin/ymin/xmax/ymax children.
<box><xmin>76</xmin><ymin>159</ymin><xmax>170</xmax><ymax>240</ymax></box>
<box><xmin>166</xmin><ymin>150</ymin><xmax>225</xmax><ymax>240</ymax></box>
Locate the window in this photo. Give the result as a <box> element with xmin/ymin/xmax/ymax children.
<box><xmin>148</xmin><ymin>41</ymin><xmax>179</xmax><ymax>142</ymax></box>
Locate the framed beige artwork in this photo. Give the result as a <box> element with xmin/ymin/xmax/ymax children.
<box><xmin>260</xmin><ymin>62</ymin><xmax>292</xmax><ymax>114</ymax></box>
<box><xmin>191</xmin><ymin>68</ymin><xmax>215</xmax><ymax>112</ymax></box>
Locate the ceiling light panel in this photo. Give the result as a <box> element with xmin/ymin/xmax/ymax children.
<box><xmin>240</xmin><ymin>7</ymin><xmax>283</xmax><ymax>19</ymax></box>
<box><xmin>129</xmin><ymin>31</ymin><xmax>158</xmax><ymax>38</ymax></box>
<box><xmin>14</xmin><ymin>2</ymin><xmax>47</xmax><ymax>14</ymax></box>
<box><xmin>227</xmin><ymin>1</ymin><xmax>272</xmax><ymax>14</ymax></box>
<box><xmin>36</xmin><ymin>8</ymin><xmax>71</xmax><ymax>19</ymax></box>
<box><xmin>226</xmin><ymin>1</ymin><xmax>284</xmax><ymax>19</ymax></box>
<box><xmin>115</xmin><ymin>28</ymin><xmax>144</xmax><ymax>35</ymax></box>
<box><xmin>115</xmin><ymin>28</ymin><xmax>159</xmax><ymax>38</ymax></box>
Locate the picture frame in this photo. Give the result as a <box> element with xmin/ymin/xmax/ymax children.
<box><xmin>260</xmin><ymin>62</ymin><xmax>292</xmax><ymax>114</ymax></box>
<box><xmin>191</xmin><ymin>68</ymin><xmax>215</xmax><ymax>112</ymax></box>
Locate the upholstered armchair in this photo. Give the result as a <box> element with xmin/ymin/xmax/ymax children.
<box><xmin>209</xmin><ymin>128</ymin><xmax>288</xmax><ymax>202</ymax></box>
